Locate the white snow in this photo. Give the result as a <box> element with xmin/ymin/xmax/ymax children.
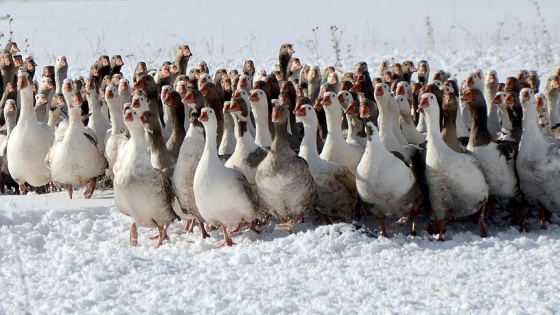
<box><xmin>2</xmin><ymin>0</ymin><xmax>560</xmax><ymax>313</ymax></box>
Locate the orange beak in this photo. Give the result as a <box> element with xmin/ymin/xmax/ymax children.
<box><xmin>249</xmin><ymin>91</ymin><xmax>259</xmax><ymax>102</ymax></box>
<box><xmin>374</xmin><ymin>84</ymin><xmax>383</xmax><ymax>96</ymax></box>
<box><xmin>199</xmin><ymin>110</ymin><xmax>209</xmax><ymax>122</ymax></box>
<box><xmin>272</xmin><ymin>108</ymin><xmax>282</xmax><ymax>122</ymax></box>
<box><xmin>359</xmin><ymin>104</ymin><xmax>370</xmax><ymax>118</ymax></box>
<box><xmin>229</xmin><ymin>100</ymin><xmax>240</xmax><ymax>112</ymax></box>
<box><xmin>322</xmin><ymin>95</ymin><xmax>332</xmax><ymax>106</ymax></box>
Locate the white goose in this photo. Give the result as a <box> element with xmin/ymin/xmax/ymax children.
<box><xmin>172</xmin><ymin>89</ymin><xmax>208</xmax><ymax>237</ymax></box>
<box><xmin>7</xmin><ymin>71</ymin><xmax>54</xmax><ymax>194</ymax></box>
<box><xmin>517</xmin><ymin>88</ymin><xmax>560</xmax><ymax>229</ymax></box>
<box><xmin>355</xmin><ymin>121</ymin><xmax>422</xmax><ymax>237</ymax></box>
<box><xmin>319</xmin><ymin>91</ymin><xmax>362</xmax><ymax>170</ymax></box>
<box><xmin>224</xmin><ymin>97</ymin><xmax>267</xmax><ymax>184</ymax></box>
<box><xmin>114</xmin><ymin>106</ymin><xmax>178</xmax><ymax>247</ymax></box>
<box><xmin>47</xmin><ymin>93</ymin><xmax>106</xmax><ymax>199</ymax></box>
<box><xmin>420</xmin><ymin>92</ymin><xmax>489</xmax><ymax>241</ymax></box>
<box><xmin>249</xmin><ymin>88</ymin><xmax>273</xmax><ymax>149</ymax></box>
<box><xmin>86</xmin><ymin>79</ymin><xmax>111</xmax><ymax>153</ymax></box>
<box><xmin>104</xmin><ymin>84</ymin><xmax>129</xmax><ymax>177</ymax></box>
<box><xmin>0</xmin><ymin>99</ymin><xmax>17</xmax><ymax>169</ymax></box>
<box><xmin>462</xmin><ymin>88</ymin><xmax>522</xmax><ymax>228</ymax></box>
<box><xmin>194</xmin><ymin>107</ymin><xmax>260</xmax><ymax>246</ymax></box>
<box><xmin>296</xmin><ymin>103</ymin><xmax>356</xmax><ymax>221</ymax></box>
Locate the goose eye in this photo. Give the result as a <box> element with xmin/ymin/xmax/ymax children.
<box><xmin>431</xmin><ymin>96</ymin><xmax>434</xmax><ymax>99</ymax></box>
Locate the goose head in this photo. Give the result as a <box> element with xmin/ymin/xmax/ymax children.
<box><xmin>198</xmin><ymin>107</ymin><xmax>217</xmax><ymax>131</ymax></box>
<box><xmin>161</xmin><ymin>85</ymin><xmax>173</xmax><ymax>105</ymax></box>
<box><xmin>295</xmin><ymin>103</ymin><xmax>318</xmax><ymax>126</ymax></box>
<box><xmin>535</xmin><ymin>93</ymin><xmax>547</xmax><ymax>112</ymax></box>
<box><xmin>485</xmin><ymin>70</ymin><xmax>498</xmax><ymax>86</ymax></box>
<box><xmin>105</xmin><ymin>83</ymin><xmax>118</xmax><ymax>103</ymax></box>
<box><xmin>175</xmin><ymin>80</ymin><xmax>188</xmax><ymax>95</ymax></box>
<box><xmin>55</xmin><ymin>56</ymin><xmax>67</xmax><ymax>70</ymax></box>
<box><xmin>395</xmin><ymin>81</ymin><xmax>411</xmax><ymax>97</ymax></box>
<box><xmin>17</xmin><ymin>71</ymin><xmax>32</xmax><ymax>93</ymax></box>
<box><xmin>35</xmin><ymin>93</ymin><xmax>48</xmax><ymax>106</ymax></box>
<box><xmin>520</xmin><ymin>88</ymin><xmax>536</xmax><ymax>114</ymax></box>
<box><xmin>418</xmin><ymin>92</ymin><xmax>439</xmax><ymax>119</ymax></box>
<box><xmin>364</xmin><ymin>121</ymin><xmax>381</xmax><ymax>142</ymax></box>
<box><xmin>118</xmin><ymin>78</ymin><xmax>130</xmax><ymax>93</ymax></box>
<box><xmin>133</xmin><ymin>74</ymin><xmax>158</xmax><ymax>96</ymax></box>
<box><xmin>228</xmin><ymin>97</ymin><xmax>250</xmax><ymax>121</ymax></box>
<box><xmin>122</xmin><ymin>105</ymin><xmax>146</xmax><ymax>132</ymax></box>
<box><xmin>131</xmin><ymin>90</ymin><xmax>149</xmax><ymax>112</ymax></box>
<box><xmin>272</xmin><ymin>104</ymin><xmax>289</xmax><ymax>124</ymax></box>
<box><xmin>337</xmin><ymin>90</ymin><xmax>354</xmax><ymax>107</ymax></box>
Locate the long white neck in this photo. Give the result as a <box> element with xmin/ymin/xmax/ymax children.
<box><xmin>548</xmin><ymin>95</ymin><xmax>560</xmax><ymax>126</ymax></box>
<box><xmin>87</xmin><ymin>93</ymin><xmax>102</xmax><ymax>119</ymax></box>
<box><xmin>324</xmin><ymin>103</ymin><xmax>345</xmax><ymax>142</ymax></box>
<box><xmin>520</xmin><ymin>105</ymin><xmax>548</xmax><ymax>150</ymax></box>
<box><xmin>107</xmin><ymin>98</ymin><xmax>126</xmax><ymax>135</ymax></box>
<box><xmin>425</xmin><ymin>108</ymin><xmax>454</xmax><ymax>156</ymax></box>
<box><xmin>20</xmin><ymin>89</ymin><xmax>36</xmax><ymax>119</ymax></box>
<box><xmin>299</xmin><ymin>117</ymin><xmax>321</xmax><ymax>164</ymax></box>
<box><xmin>251</xmin><ymin>100</ymin><xmax>272</xmax><ymax>147</ymax></box>
<box><xmin>201</xmin><ymin>121</ymin><xmax>221</xmax><ymax>165</ymax></box>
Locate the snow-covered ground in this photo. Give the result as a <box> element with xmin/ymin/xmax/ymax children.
<box><xmin>2</xmin><ymin>0</ymin><xmax>560</xmax><ymax>313</ymax></box>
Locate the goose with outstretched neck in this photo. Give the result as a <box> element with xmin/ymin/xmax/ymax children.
<box><xmin>194</xmin><ymin>107</ymin><xmax>262</xmax><ymax>246</ymax></box>
<box><xmin>296</xmin><ymin>103</ymin><xmax>356</xmax><ymax>222</ymax></box>
<box><xmin>114</xmin><ymin>106</ymin><xmax>178</xmax><ymax>248</ymax></box>
<box><xmin>256</xmin><ymin>105</ymin><xmax>318</xmax><ymax>233</ymax></box>
<box><xmin>7</xmin><ymin>71</ymin><xmax>54</xmax><ymax>194</ymax></box>
<box><xmin>419</xmin><ymin>92</ymin><xmax>489</xmax><ymax>241</ymax></box>
<box><xmin>517</xmin><ymin>88</ymin><xmax>560</xmax><ymax>230</ymax></box>
<box><xmin>172</xmin><ymin>88</ymin><xmax>209</xmax><ymax>237</ymax></box>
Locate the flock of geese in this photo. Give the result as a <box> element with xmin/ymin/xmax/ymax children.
<box><xmin>1</xmin><ymin>41</ymin><xmax>560</xmax><ymax>247</ymax></box>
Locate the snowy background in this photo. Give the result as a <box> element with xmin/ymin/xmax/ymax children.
<box><xmin>1</xmin><ymin>0</ymin><xmax>560</xmax><ymax>313</ymax></box>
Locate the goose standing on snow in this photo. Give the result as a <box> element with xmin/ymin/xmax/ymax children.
<box><xmin>172</xmin><ymin>89</ymin><xmax>209</xmax><ymax>237</ymax></box>
<box><xmin>296</xmin><ymin>104</ymin><xmax>357</xmax><ymax>222</ymax></box>
<box><xmin>419</xmin><ymin>92</ymin><xmax>489</xmax><ymax>241</ymax></box>
<box><xmin>355</xmin><ymin>121</ymin><xmax>423</xmax><ymax>237</ymax></box>
<box><xmin>462</xmin><ymin>88</ymin><xmax>523</xmax><ymax>229</ymax></box>
<box><xmin>114</xmin><ymin>106</ymin><xmax>178</xmax><ymax>247</ymax></box>
<box><xmin>517</xmin><ymin>88</ymin><xmax>560</xmax><ymax>230</ymax></box>
<box><xmin>256</xmin><ymin>105</ymin><xmax>318</xmax><ymax>232</ymax></box>
<box><xmin>194</xmin><ymin>107</ymin><xmax>261</xmax><ymax>246</ymax></box>
<box><xmin>7</xmin><ymin>71</ymin><xmax>54</xmax><ymax>194</ymax></box>
<box><xmin>1</xmin><ymin>99</ymin><xmax>19</xmax><ymax>194</ymax></box>
<box><xmin>47</xmin><ymin>93</ymin><xmax>106</xmax><ymax>199</ymax></box>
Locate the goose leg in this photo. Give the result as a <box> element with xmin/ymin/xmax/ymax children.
<box><xmin>538</xmin><ymin>209</ymin><xmax>547</xmax><ymax>230</ymax></box>
<box><xmin>67</xmin><ymin>185</ymin><xmax>73</xmax><ymax>199</ymax></box>
<box><xmin>19</xmin><ymin>184</ymin><xmax>26</xmax><ymax>195</ymax></box>
<box><xmin>130</xmin><ymin>222</ymin><xmax>138</xmax><ymax>246</ymax></box>
<box><xmin>185</xmin><ymin>219</ymin><xmax>194</xmax><ymax>233</ymax></box>
<box><xmin>83</xmin><ymin>178</ymin><xmax>97</xmax><ymax>199</ymax></box>
<box><xmin>518</xmin><ymin>208</ymin><xmax>528</xmax><ymax>233</ymax></box>
<box><xmin>437</xmin><ymin>219</ymin><xmax>446</xmax><ymax>241</ymax></box>
<box><xmin>320</xmin><ymin>214</ymin><xmax>333</xmax><ymax>225</ymax></box>
<box><xmin>155</xmin><ymin>226</ymin><xmax>165</xmax><ymax>248</ymax></box>
<box><xmin>478</xmin><ymin>207</ymin><xmax>488</xmax><ymax>238</ymax></box>
<box><xmin>199</xmin><ymin>219</ymin><xmax>210</xmax><ymax>239</ymax></box>
<box><xmin>379</xmin><ymin>217</ymin><xmax>388</xmax><ymax>238</ymax></box>
<box><xmin>221</xmin><ymin>224</ymin><xmax>235</xmax><ymax>247</ymax></box>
